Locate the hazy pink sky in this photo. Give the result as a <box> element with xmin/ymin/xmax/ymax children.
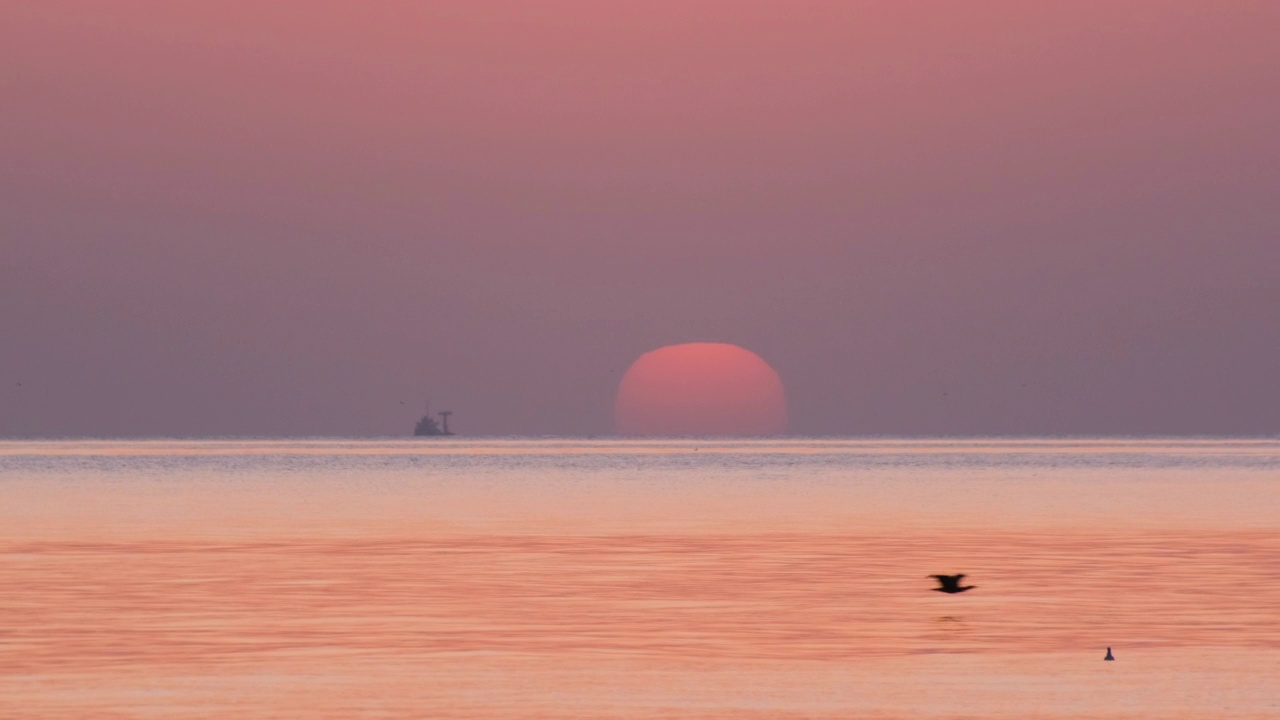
<box><xmin>2</xmin><ymin>1</ymin><xmax>1277</xmax><ymax>436</ymax></box>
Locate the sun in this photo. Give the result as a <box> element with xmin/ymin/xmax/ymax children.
<box><xmin>614</xmin><ymin>342</ymin><xmax>788</xmax><ymax>436</ymax></box>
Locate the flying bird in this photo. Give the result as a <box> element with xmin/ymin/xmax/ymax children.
<box><xmin>929</xmin><ymin>574</ymin><xmax>975</xmax><ymax>594</ymax></box>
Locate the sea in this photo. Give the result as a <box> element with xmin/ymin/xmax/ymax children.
<box><xmin>1</xmin><ymin>438</ymin><xmax>1278</xmax><ymax>719</ymax></box>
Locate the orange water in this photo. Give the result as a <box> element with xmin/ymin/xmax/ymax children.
<box><xmin>2</xmin><ymin>439</ymin><xmax>1278</xmax><ymax>718</ymax></box>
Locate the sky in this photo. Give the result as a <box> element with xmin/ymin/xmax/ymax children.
<box><xmin>1</xmin><ymin>1</ymin><xmax>1277</xmax><ymax>437</ymax></box>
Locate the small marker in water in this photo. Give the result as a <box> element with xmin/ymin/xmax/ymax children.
<box><xmin>1104</xmin><ymin>647</ymin><xmax>1115</xmax><ymax>661</ymax></box>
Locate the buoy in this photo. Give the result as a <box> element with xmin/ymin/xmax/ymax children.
<box><xmin>1104</xmin><ymin>647</ymin><xmax>1115</xmax><ymax>661</ymax></box>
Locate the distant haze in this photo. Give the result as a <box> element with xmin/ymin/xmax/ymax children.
<box><xmin>1</xmin><ymin>2</ymin><xmax>1277</xmax><ymax>437</ymax></box>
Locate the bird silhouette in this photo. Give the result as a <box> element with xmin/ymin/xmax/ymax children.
<box><xmin>1104</xmin><ymin>647</ymin><xmax>1115</xmax><ymax>661</ymax></box>
<box><xmin>929</xmin><ymin>574</ymin><xmax>975</xmax><ymax>593</ymax></box>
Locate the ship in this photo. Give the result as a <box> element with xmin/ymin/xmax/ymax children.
<box><xmin>413</xmin><ymin>402</ymin><xmax>455</xmax><ymax>437</ymax></box>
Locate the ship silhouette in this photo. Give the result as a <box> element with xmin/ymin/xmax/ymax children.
<box><xmin>414</xmin><ymin>402</ymin><xmax>455</xmax><ymax>437</ymax></box>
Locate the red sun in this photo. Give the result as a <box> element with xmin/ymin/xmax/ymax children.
<box><xmin>614</xmin><ymin>343</ymin><xmax>788</xmax><ymax>436</ymax></box>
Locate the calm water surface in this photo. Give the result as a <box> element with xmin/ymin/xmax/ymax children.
<box><xmin>2</xmin><ymin>438</ymin><xmax>1278</xmax><ymax>718</ymax></box>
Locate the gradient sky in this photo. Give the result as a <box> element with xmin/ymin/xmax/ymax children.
<box><xmin>2</xmin><ymin>1</ymin><xmax>1277</xmax><ymax>437</ymax></box>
